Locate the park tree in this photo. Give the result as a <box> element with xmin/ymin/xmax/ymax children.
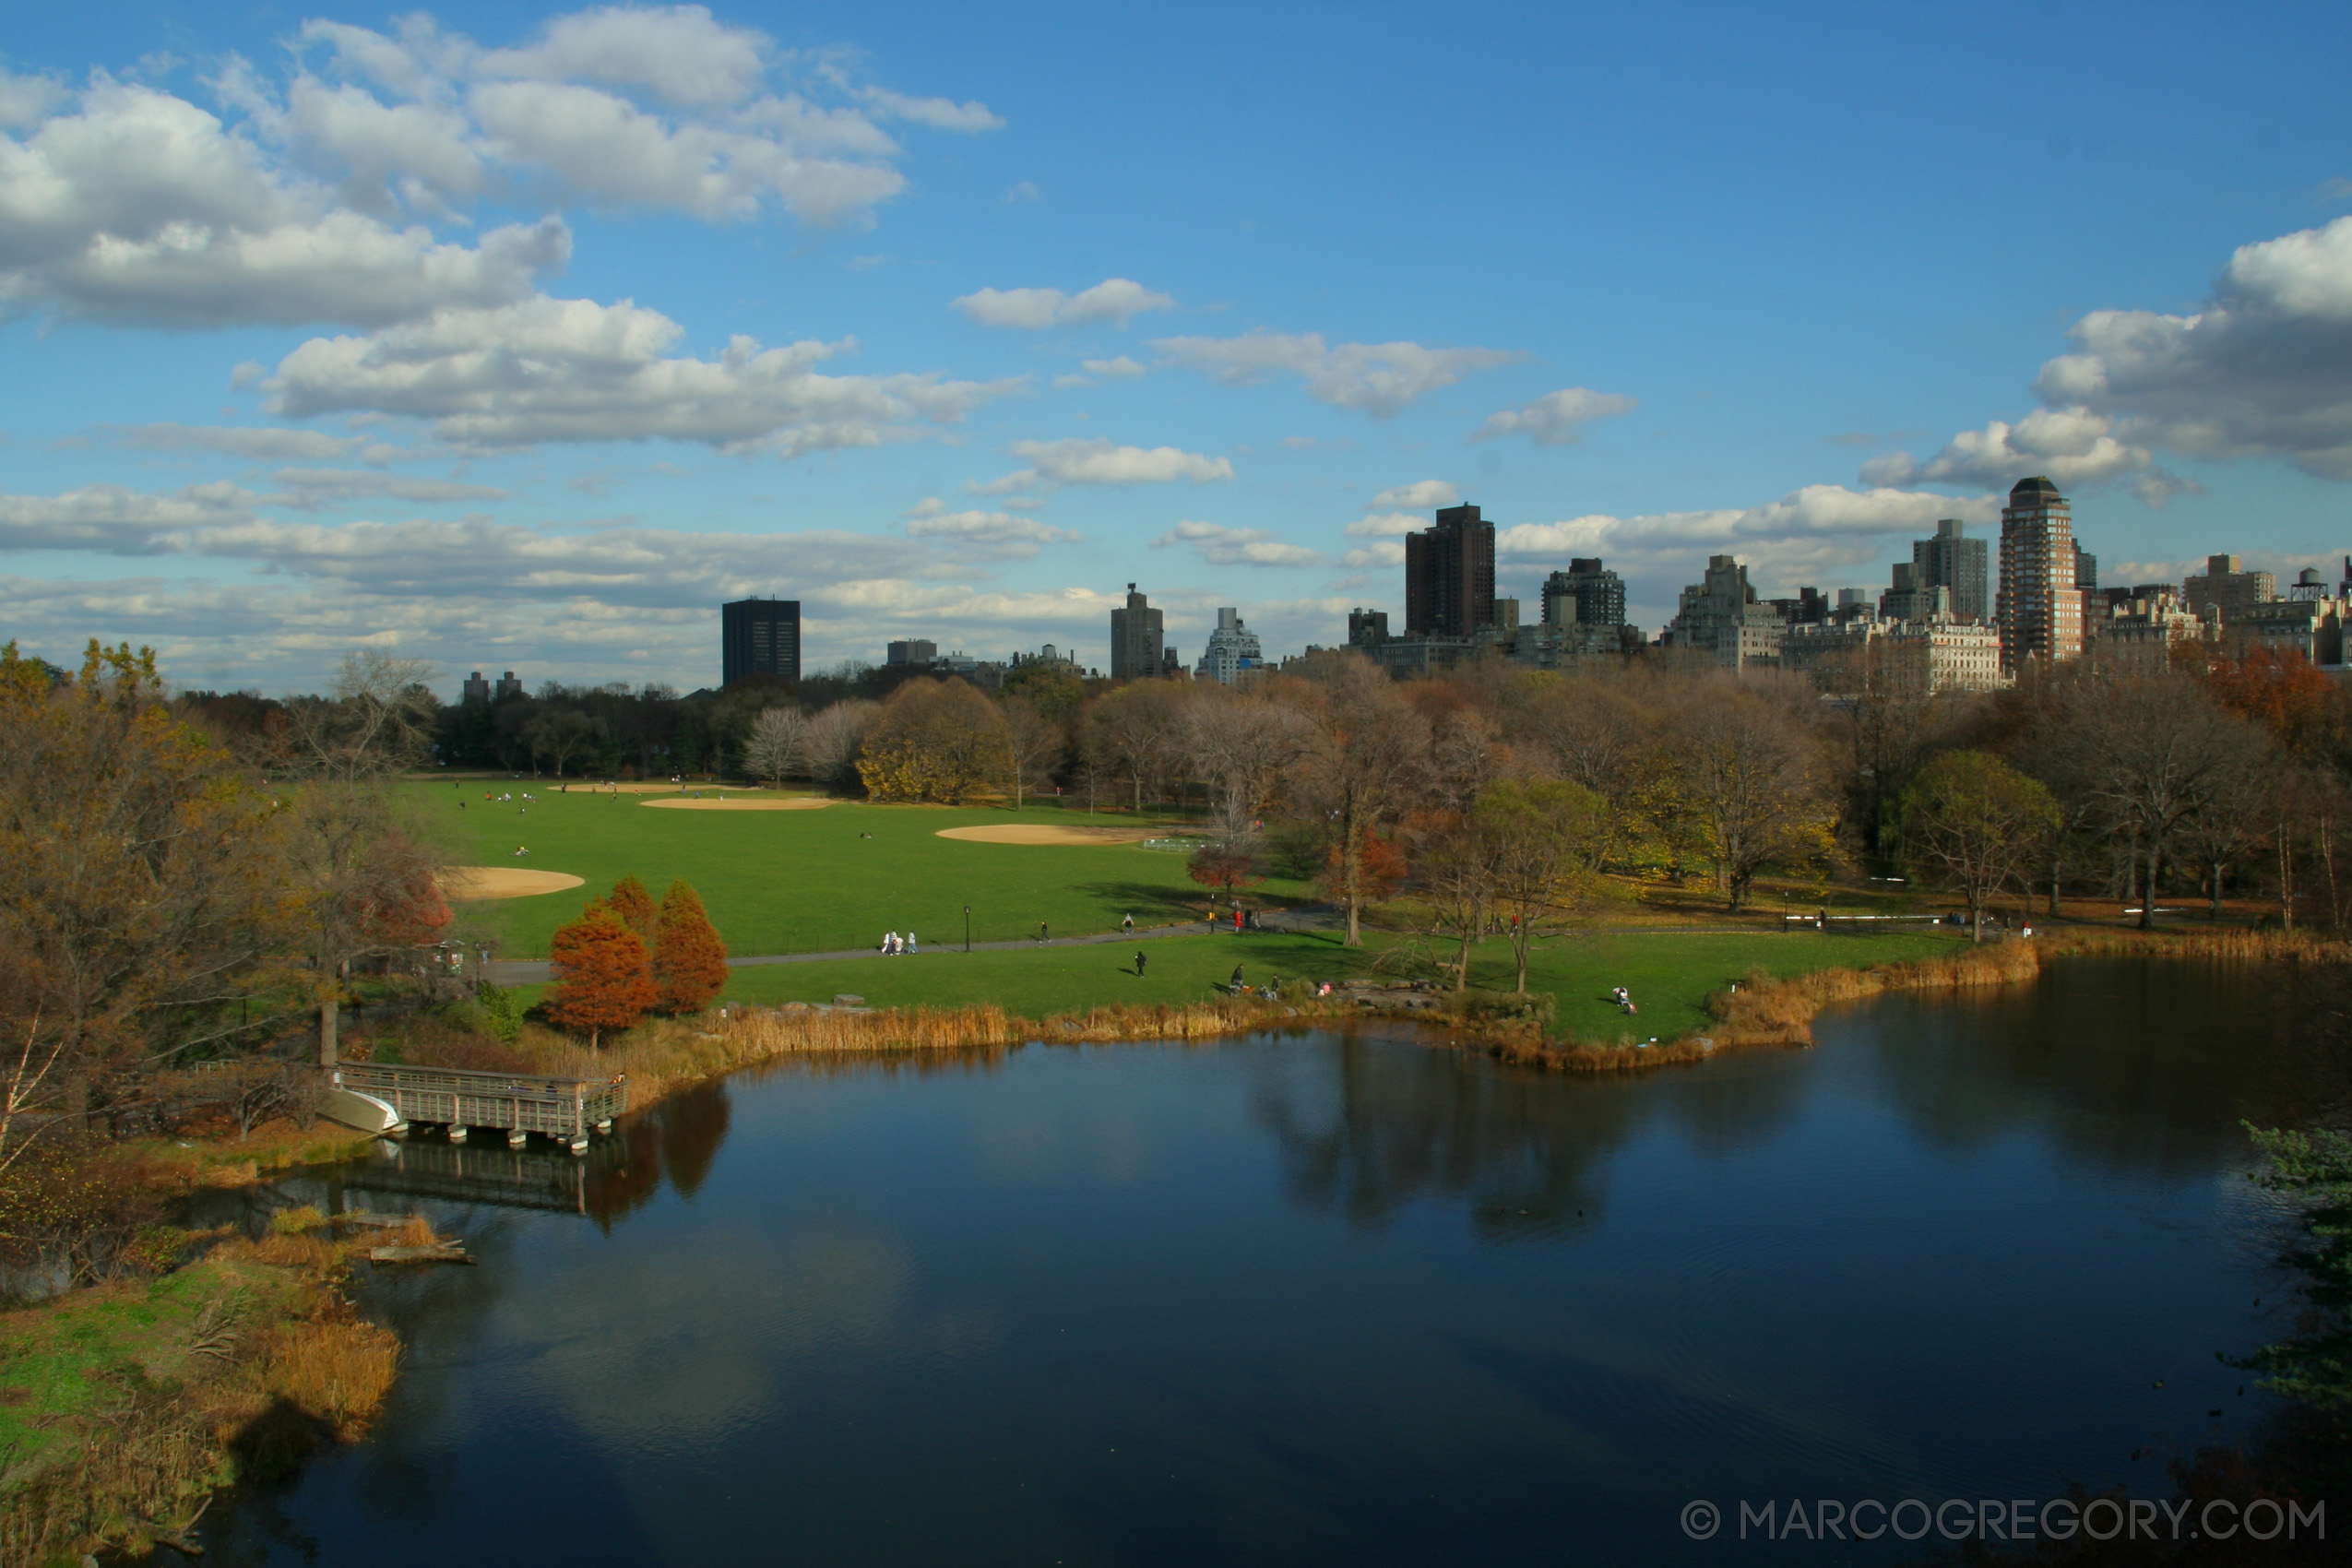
<box><xmin>1001</xmin><ymin>660</ymin><xmax>1087</xmax><ymax>718</ymax></box>
<box><xmin>522</xmin><ymin>707</ymin><xmax>605</xmax><ymax>778</ymax></box>
<box><xmin>0</xmin><ymin>641</ymin><xmax>305</xmax><ymax>1167</ymax></box>
<box><xmin>545</xmin><ymin>899</ymin><xmax>658</xmax><ymax>1050</ymax></box>
<box><xmin>607</xmin><ymin>874</ymin><xmax>657</xmax><ymax>936</ymax></box>
<box><xmin>1082</xmin><ymin>679</ymin><xmax>1195</xmax><ymax>814</ymax></box>
<box><xmin>858</xmin><ymin>678</ymin><xmax>1015</xmax><ymax>802</ymax></box>
<box><xmin>1667</xmin><ymin>681</ymin><xmax>1833</xmax><ymax>909</ymax></box>
<box><xmin>741</xmin><ymin>706</ymin><xmax>809</xmax><ymax>786</ymax></box>
<box><xmin>1480</xmin><ymin>779</ymin><xmax>1607</xmax><ymax>991</ymax></box>
<box><xmin>1895</xmin><ymin>751</ymin><xmax>2061</xmax><ymax>941</ymax></box>
<box><xmin>1185</xmin><ymin>688</ymin><xmax>1314</xmax><ymax>844</ymax></box>
<box><xmin>282</xmin><ymin>650</ymin><xmax>439</xmax><ymax>784</ymax></box>
<box><xmin>652</xmin><ymin>880</ymin><xmax>730</xmax><ymax>1013</ymax></box>
<box><xmin>802</xmin><ymin>699</ymin><xmax>881</xmax><ymax>789</ymax></box>
<box><xmin>1187</xmin><ymin>841</ymin><xmax>1263</xmax><ymax>914</ymax></box>
<box><xmin>1290</xmin><ymin>653</ymin><xmax>1432</xmax><ymax>944</ymax></box>
<box><xmin>1414</xmin><ymin>809</ymin><xmax>1503</xmax><ymax>990</ymax></box>
<box><xmin>999</xmin><ymin>694</ymin><xmax>1065</xmax><ymax>809</ymax></box>
<box><xmin>1516</xmin><ymin>671</ymin><xmax>1658</xmax><ymax>872</ymax></box>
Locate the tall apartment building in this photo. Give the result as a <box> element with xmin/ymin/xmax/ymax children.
<box><xmin>460</xmin><ymin>671</ymin><xmax>492</xmax><ymax>706</ymax></box>
<box><xmin>1348</xmin><ymin>608</ymin><xmax>1391</xmax><ymax>648</ymax></box>
<box><xmin>1913</xmin><ymin>518</ymin><xmax>1990</xmax><ymax>624</ymax></box>
<box><xmin>1405</xmin><ymin>505</ymin><xmax>1497</xmax><ymax>636</ymax></box>
<box><xmin>1110</xmin><ymin>583</ymin><xmax>1165</xmax><ymax>680</ymax></box>
<box><xmin>1540</xmin><ymin>558</ymin><xmax>1627</xmax><ymax>629</ymax></box>
<box><xmin>1670</xmin><ymin>555</ymin><xmax>1786</xmax><ymax>671</ymax></box>
<box><xmin>885</xmin><ymin>639</ymin><xmax>938</xmax><ymax>666</ymax></box>
<box><xmin>1194</xmin><ymin>608</ymin><xmax>1265</xmax><ymax>685</ymax></box>
<box><xmin>2185</xmin><ymin>554</ymin><xmax>2279</xmax><ymax>624</ymax></box>
<box><xmin>722</xmin><ymin>598</ymin><xmax>802</xmax><ymax>685</ymax></box>
<box><xmin>1996</xmin><ymin>477</ymin><xmax>2082</xmax><ymax>671</ymax></box>
<box><xmin>493</xmin><ymin>671</ymin><xmax>525</xmax><ymax>701</ymax></box>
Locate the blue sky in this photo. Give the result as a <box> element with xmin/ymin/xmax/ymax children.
<box><xmin>4</xmin><ymin>0</ymin><xmax>2349</xmax><ymax>695</ymax></box>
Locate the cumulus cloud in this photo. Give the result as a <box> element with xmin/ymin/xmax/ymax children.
<box><xmin>108</xmin><ymin>423</ymin><xmax>383</xmax><ymax>461</ymax></box>
<box><xmin>1081</xmin><ymin>355</ymin><xmax>1146</xmax><ymax>378</ymax></box>
<box><xmin>0</xmin><ymin>481</ymin><xmax>255</xmax><ymax>552</ymax></box>
<box><xmin>1343</xmin><ymin>511</ymin><xmax>1424</xmax><ymax>539</ymax></box>
<box><xmin>1876</xmin><ymin>214</ymin><xmax>2352</xmax><ymax>493</ymax></box>
<box><xmin>263</xmin><ymin>296</ymin><xmax>1017</xmax><ymax>452</ymax></box>
<box><xmin>952</xmin><ymin>278</ymin><xmax>1174</xmax><ymax>329</ymax></box>
<box><xmin>263</xmin><ymin>468</ymin><xmax>509</xmax><ymax>506</ymax></box>
<box><xmin>968</xmin><ymin>436</ymin><xmax>1232</xmax><ymax>494</ymax></box>
<box><xmin>0</xmin><ymin>7</ymin><xmax>1000</xmax><ymax>327</ymax></box>
<box><xmin>1471</xmin><ymin>386</ymin><xmax>1636</xmax><ymax>445</ymax></box>
<box><xmin>1340</xmin><ymin>540</ymin><xmax>1407</xmax><ymax>569</ymax></box>
<box><xmin>1151</xmin><ymin>330</ymin><xmax>1523</xmax><ymax>416</ymax></box>
<box><xmin>1369</xmin><ymin>479</ymin><xmax>1458</xmax><ymax>510</ymax></box>
<box><xmin>1152</xmin><ymin>519</ymin><xmax>1323</xmax><ymax>568</ymax></box>
<box><xmin>899</xmin><ymin>498</ymin><xmax>1079</xmax><ymax>558</ymax></box>
<box><xmin>1496</xmin><ymin>483</ymin><xmax>2001</xmax><ymax>596</ymax></box>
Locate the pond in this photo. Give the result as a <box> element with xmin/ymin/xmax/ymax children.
<box><xmin>200</xmin><ymin>958</ymin><xmax>2323</xmax><ymax>1564</ymax></box>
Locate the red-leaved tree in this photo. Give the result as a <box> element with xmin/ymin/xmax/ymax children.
<box><xmin>545</xmin><ymin>898</ymin><xmax>657</xmax><ymax>1050</ymax></box>
<box><xmin>652</xmin><ymin>879</ymin><xmax>730</xmax><ymax>1014</ymax></box>
<box><xmin>607</xmin><ymin>874</ymin><xmax>657</xmax><ymax>936</ymax></box>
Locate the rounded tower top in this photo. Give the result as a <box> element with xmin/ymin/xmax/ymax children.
<box><xmin>2009</xmin><ymin>476</ymin><xmax>2062</xmax><ymax>500</ymax></box>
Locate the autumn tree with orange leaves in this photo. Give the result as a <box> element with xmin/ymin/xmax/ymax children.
<box><xmin>545</xmin><ymin>899</ymin><xmax>658</xmax><ymax>1050</ymax></box>
<box><xmin>652</xmin><ymin>880</ymin><xmax>730</xmax><ymax>1014</ymax></box>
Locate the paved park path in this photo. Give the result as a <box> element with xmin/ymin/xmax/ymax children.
<box><xmin>481</xmin><ymin>906</ymin><xmax>1342</xmax><ymax>986</ymax></box>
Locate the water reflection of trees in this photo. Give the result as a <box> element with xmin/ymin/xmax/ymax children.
<box><xmin>1849</xmin><ymin>958</ymin><xmax>2331</xmax><ymax>1178</ymax></box>
<box><xmin>1247</xmin><ymin>1029</ymin><xmax>1812</xmax><ymax>1238</ymax></box>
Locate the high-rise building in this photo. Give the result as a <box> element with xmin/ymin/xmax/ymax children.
<box><xmin>2184</xmin><ymin>553</ymin><xmax>2278</xmax><ymax>624</ymax></box>
<box><xmin>460</xmin><ymin>671</ymin><xmax>491</xmax><ymax>706</ymax></box>
<box><xmin>1110</xmin><ymin>583</ymin><xmax>1165</xmax><ymax>680</ymax></box>
<box><xmin>1996</xmin><ymin>477</ymin><xmax>2082</xmax><ymax>671</ymax></box>
<box><xmin>1540</xmin><ymin>558</ymin><xmax>1627</xmax><ymax>628</ymax></box>
<box><xmin>1913</xmin><ymin>518</ymin><xmax>1990</xmax><ymax>624</ymax></box>
<box><xmin>493</xmin><ymin>671</ymin><xmax>525</xmax><ymax>701</ymax></box>
<box><xmin>1194</xmin><ymin>608</ymin><xmax>1265</xmax><ymax>684</ymax></box>
<box><xmin>1882</xmin><ymin>564</ymin><xmax>1952</xmax><ymax>624</ymax></box>
<box><xmin>1405</xmin><ymin>505</ymin><xmax>1497</xmax><ymax>636</ymax></box>
<box><xmin>722</xmin><ymin>598</ymin><xmax>802</xmax><ymax>685</ymax></box>
<box><xmin>886</xmin><ymin>639</ymin><xmax>937</xmax><ymax>666</ymax></box>
<box><xmin>1348</xmin><ymin>608</ymin><xmax>1391</xmax><ymax>648</ymax></box>
<box><xmin>1670</xmin><ymin>555</ymin><xmax>1786</xmax><ymax>671</ymax></box>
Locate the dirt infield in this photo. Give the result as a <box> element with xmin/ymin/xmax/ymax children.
<box><xmin>439</xmin><ymin>867</ymin><xmax>588</xmax><ymax>900</ymax></box>
<box><xmin>935</xmin><ymin>824</ymin><xmax>1163</xmax><ymax>846</ymax></box>
<box><xmin>641</xmin><ymin>796</ymin><xmax>836</xmax><ymax>811</ymax></box>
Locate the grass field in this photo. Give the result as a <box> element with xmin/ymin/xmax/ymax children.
<box><xmin>418</xmin><ymin>782</ymin><xmax>1312</xmax><ymax>959</ymax></box>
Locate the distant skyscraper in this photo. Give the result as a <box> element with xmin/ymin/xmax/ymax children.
<box><xmin>1541</xmin><ymin>558</ymin><xmax>1627</xmax><ymax>628</ymax></box>
<box><xmin>1996</xmin><ymin>477</ymin><xmax>2082</xmax><ymax>671</ymax></box>
<box><xmin>886</xmin><ymin>639</ymin><xmax>937</xmax><ymax>666</ymax></box>
<box><xmin>1194</xmin><ymin>608</ymin><xmax>1264</xmax><ymax>684</ymax></box>
<box><xmin>1348</xmin><ymin>608</ymin><xmax>1390</xmax><ymax>647</ymax></box>
<box><xmin>722</xmin><ymin>598</ymin><xmax>802</xmax><ymax>686</ymax></box>
<box><xmin>1913</xmin><ymin>519</ymin><xmax>1989</xmax><ymax>624</ymax></box>
<box><xmin>493</xmin><ymin>671</ymin><xmax>525</xmax><ymax>701</ymax></box>
<box><xmin>1110</xmin><ymin>583</ymin><xmax>1165</xmax><ymax>680</ymax></box>
<box><xmin>461</xmin><ymin>671</ymin><xmax>491</xmax><ymax>706</ymax></box>
<box><xmin>1671</xmin><ymin>555</ymin><xmax>1786</xmax><ymax>671</ymax></box>
<box><xmin>1405</xmin><ymin>505</ymin><xmax>1496</xmax><ymax>636</ymax></box>
<box><xmin>2184</xmin><ymin>553</ymin><xmax>2277</xmax><ymax>624</ymax></box>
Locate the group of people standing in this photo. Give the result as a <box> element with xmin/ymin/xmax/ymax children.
<box><xmin>880</xmin><ymin>931</ymin><xmax>918</xmax><ymax>956</ymax></box>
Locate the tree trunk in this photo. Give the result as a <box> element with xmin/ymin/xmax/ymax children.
<box><xmin>2209</xmin><ymin>863</ymin><xmax>2223</xmax><ymax>921</ymax></box>
<box><xmin>1342</xmin><ymin>819</ymin><xmax>1362</xmax><ymax>946</ymax></box>
<box><xmin>2139</xmin><ymin>842</ymin><xmax>2160</xmax><ymax>930</ymax></box>
<box><xmin>2281</xmin><ymin>816</ymin><xmax>2295</xmax><ymax>932</ymax></box>
<box><xmin>318</xmin><ymin>996</ymin><xmax>339</xmax><ymax>1067</ymax></box>
<box><xmin>1970</xmin><ymin>888</ymin><xmax>1984</xmax><ymax>944</ymax></box>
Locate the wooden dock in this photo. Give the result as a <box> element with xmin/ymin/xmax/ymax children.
<box><xmin>331</xmin><ymin>1062</ymin><xmax>626</xmax><ymax>1154</ymax></box>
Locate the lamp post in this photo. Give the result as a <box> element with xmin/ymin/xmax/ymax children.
<box><xmin>1782</xmin><ymin>889</ymin><xmax>1789</xmax><ymax>932</ymax></box>
<box><xmin>965</xmin><ymin>905</ymin><xmax>971</xmax><ymax>953</ymax></box>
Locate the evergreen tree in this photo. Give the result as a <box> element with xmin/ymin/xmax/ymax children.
<box><xmin>607</xmin><ymin>874</ymin><xmax>657</xmax><ymax>936</ymax></box>
<box><xmin>653</xmin><ymin>879</ymin><xmax>731</xmax><ymax>1014</ymax></box>
<box><xmin>545</xmin><ymin>898</ymin><xmax>657</xmax><ymax>1049</ymax></box>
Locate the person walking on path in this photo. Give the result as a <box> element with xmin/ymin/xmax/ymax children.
<box><xmin>1233</xmin><ymin>907</ymin><xmax>1243</xmax><ymax>933</ymax></box>
<box><xmin>1038</xmin><ymin>921</ymin><xmax>1049</xmax><ymax>944</ymax></box>
<box><xmin>1122</xmin><ymin>913</ymin><xmax>1134</xmax><ymax>936</ymax></box>
<box><xmin>907</xmin><ymin>931</ymin><xmax>918</xmax><ymax>955</ymax></box>
<box><xmin>1135</xmin><ymin>950</ymin><xmax>1147</xmax><ymax>977</ymax></box>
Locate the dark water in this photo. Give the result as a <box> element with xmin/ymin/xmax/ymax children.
<box><xmin>205</xmin><ymin>959</ymin><xmax>2330</xmax><ymax>1565</ymax></box>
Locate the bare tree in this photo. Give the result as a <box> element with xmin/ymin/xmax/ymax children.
<box><xmin>1000</xmin><ymin>695</ymin><xmax>1065</xmax><ymax>809</ymax></box>
<box><xmin>1289</xmin><ymin>653</ymin><xmax>1433</xmax><ymax>945</ymax></box>
<box><xmin>742</xmin><ymin>706</ymin><xmax>810</xmax><ymax>786</ymax></box>
<box><xmin>1481</xmin><ymin>779</ymin><xmax>1607</xmax><ymax>991</ymax></box>
<box><xmin>1082</xmin><ymin>681</ymin><xmax>1196</xmax><ymax>814</ymax></box>
<box><xmin>2176</xmin><ymin>741</ymin><xmax>2281</xmax><ymax>919</ymax></box>
<box><xmin>802</xmin><ymin>699</ymin><xmax>881</xmax><ymax>789</ymax></box>
<box><xmin>522</xmin><ymin>707</ymin><xmax>605</xmax><ymax>778</ymax></box>
<box><xmin>1666</xmin><ymin>680</ymin><xmax>1832</xmax><ymax>910</ymax></box>
<box><xmin>1186</xmin><ymin>688</ymin><xmax>1315</xmax><ymax>843</ymax></box>
<box><xmin>283</xmin><ymin>650</ymin><xmax>439</xmax><ymax>783</ymax></box>
<box><xmin>1415</xmin><ymin>810</ymin><xmax>1503</xmax><ymax>990</ymax></box>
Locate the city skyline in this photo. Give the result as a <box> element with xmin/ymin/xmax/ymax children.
<box><xmin>3</xmin><ymin>2</ymin><xmax>2350</xmax><ymax>697</ymax></box>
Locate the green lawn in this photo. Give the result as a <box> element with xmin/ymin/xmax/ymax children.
<box><xmin>514</xmin><ymin>925</ymin><xmax>1968</xmax><ymax>1041</ymax></box>
<box><xmin>418</xmin><ymin>783</ymin><xmax>1307</xmax><ymax>960</ymax></box>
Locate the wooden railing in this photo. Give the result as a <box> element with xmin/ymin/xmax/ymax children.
<box><xmin>335</xmin><ymin>1061</ymin><xmax>626</xmax><ymax>1144</ymax></box>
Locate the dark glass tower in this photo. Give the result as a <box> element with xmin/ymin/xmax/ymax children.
<box><xmin>722</xmin><ymin>598</ymin><xmax>802</xmax><ymax>686</ymax></box>
<box><xmin>1405</xmin><ymin>505</ymin><xmax>1497</xmax><ymax>636</ymax></box>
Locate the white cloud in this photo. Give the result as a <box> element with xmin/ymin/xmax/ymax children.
<box><xmin>264</xmin><ymin>468</ymin><xmax>509</xmax><ymax>506</ymax></box>
<box><xmin>1471</xmin><ymin>386</ymin><xmax>1636</xmax><ymax>445</ymax></box>
<box><xmin>1340</xmin><ymin>540</ymin><xmax>1407</xmax><ymax>569</ymax></box>
<box><xmin>1343</xmin><ymin>511</ymin><xmax>1424</xmax><ymax>539</ymax></box>
<box><xmin>1369</xmin><ymin>479</ymin><xmax>1457</xmax><ymax>510</ymax></box>
<box><xmin>263</xmin><ymin>296</ymin><xmax>1017</xmax><ymax>452</ymax></box>
<box><xmin>0</xmin><ymin>481</ymin><xmax>255</xmax><ymax>552</ymax></box>
<box><xmin>1496</xmin><ymin>483</ymin><xmax>2001</xmax><ymax>596</ymax></box>
<box><xmin>0</xmin><ymin>8</ymin><xmax>1001</xmax><ymax>328</ymax></box>
<box><xmin>952</xmin><ymin>278</ymin><xmax>1174</xmax><ymax>329</ymax></box>
<box><xmin>1151</xmin><ymin>520</ymin><xmax>1322</xmax><ymax>568</ymax></box>
<box><xmin>1081</xmin><ymin>355</ymin><xmax>1146</xmax><ymax>378</ymax></box>
<box><xmin>1003</xmin><ymin>180</ymin><xmax>1040</xmax><ymax>204</ymax></box>
<box><xmin>899</xmin><ymin>499</ymin><xmax>1079</xmax><ymax>558</ymax></box>
<box><xmin>1879</xmin><ymin>214</ymin><xmax>2352</xmax><ymax>492</ymax></box>
<box><xmin>109</xmin><ymin>423</ymin><xmax>378</xmax><ymax>461</ymax></box>
<box><xmin>970</xmin><ymin>436</ymin><xmax>1232</xmax><ymax>494</ymax></box>
<box><xmin>1150</xmin><ymin>329</ymin><xmax>1524</xmax><ymax>416</ymax></box>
